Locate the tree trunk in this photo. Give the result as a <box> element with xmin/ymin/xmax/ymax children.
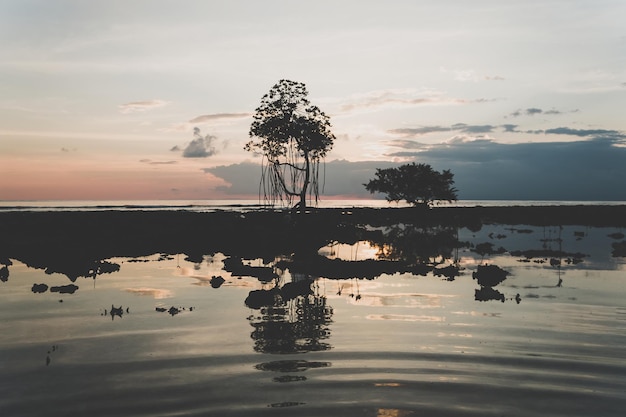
<box><xmin>298</xmin><ymin>151</ymin><xmax>311</xmax><ymax>211</ymax></box>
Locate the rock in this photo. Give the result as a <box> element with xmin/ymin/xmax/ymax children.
<box><xmin>210</xmin><ymin>275</ymin><xmax>225</xmax><ymax>288</ymax></box>
<box><xmin>245</xmin><ymin>288</ymin><xmax>280</xmax><ymax>309</ymax></box>
<box><xmin>31</xmin><ymin>283</ymin><xmax>49</xmax><ymax>293</ymax></box>
<box><xmin>110</xmin><ymin>305</ymin><xmax>124</xmax><ymax>319</ymax></box>
<box><xmin>50</xmin><ymin>284</ymin><xmax>79</xmax><ymax>294</ymax></box>
<box><xmin>472</xmin><ymin>264</ymin><xmax>509</xmax><ymax>287</ymax></box>
<box><xmin>0</xmin><ymin>266</ymin><xmax>9</xmax><ymax>282</ymax></box>
<box><xmin>475</xmin><ymin>286</ymin><xmax>505</xmax><ymax>302</ymax></box>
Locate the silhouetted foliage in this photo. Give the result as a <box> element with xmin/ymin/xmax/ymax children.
<box><xmin>364</xmin><ymin>163</ymin><xmax>458</xmax><ymax>207</ymax></box>
<box><xmin>245</xmin><ymin>79</ymin><xmax>335</xmax><ymax>209</ymax></box>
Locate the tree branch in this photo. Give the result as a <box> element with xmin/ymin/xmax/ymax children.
<box><xmin>270</xmin><ymin>161</ymin><xmax>300</xmax><ymax>196</ymax></box>
<box><xmin>273</xmin><ymin>159</ymin><xmax>306</xmax><ymax>172</ymax></box>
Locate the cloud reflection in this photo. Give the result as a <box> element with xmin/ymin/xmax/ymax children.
<box><xmin>366</xmin><ymin>314</ymin><xmax>444</xmax><ymax>322</ymax></box>
<box><xmin>124</xmin><ymin>287</ymin><xmax>173</xmax><ymax>299</ymax></box>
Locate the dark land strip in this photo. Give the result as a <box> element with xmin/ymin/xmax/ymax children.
<box><xmin>1</xmin><ymin>205</ymin><xmax>625</xmax><ymax>283</ymax></box>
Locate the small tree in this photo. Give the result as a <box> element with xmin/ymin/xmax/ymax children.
<box><xmin>245</xmin><ymin>79</ymin><xmax>335</xmax><ymax>210</ymax></box>
<box><xmin>364</xmin><ymin>163</ymin><xmax>458</xmax><ymax>207</ymax></box>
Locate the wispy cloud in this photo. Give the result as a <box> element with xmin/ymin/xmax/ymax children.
<box><xmin>502</xmin><ymin>124</ymin><xmax>519</xmax><ymax>133</ymax></box>
<box><xmin>452</xmin><ymin>123</ymin><xmax>495</xmax><ymax>134</ymax></box>
<box><xmin>162</xmin><ymin>112</ymin><xmax>252</xmax><ymax>134</ymax></box>
<box><xmin>188</xmin><ymin>113</ymin><xmax>251</xmax><ymax>124</ymax></box>
<box><xmin>485</xmin><ymin>75</ymin><xmax>505</xmax><ymax>81</ymax></box>
<box><xmin>385</xmin><ymin>139</ymin><xmax>427</xmax><ymax>149</ymax></box>
<box><xmin>508</xmin><ymin>107</ymin><xmax>578</xmax><ymax>118</ymax></box>
<box><xmin>139</xmin><ymin>159</ymin><xmax>178</xmax><ymax>165</ymax></box>
<box><xmin>502</xmin><ymin>126</ymin><xmax>624</xmax><ymax>137</ymax></box>
<box><xmin>544</xmin><ymin>127</ymin><xmax>625</xmax><ymax>138</ymax></box>
<box><xmin>388</xmin><ymin>123</ymin><xmax>496</xmax><ymax>138</ymax></box>
<box><xmin>388</xmin><ymin>126</ymin><xmax>451</xmax><ymax>136</ymax></box>
<box><xmin>440</xmin><ymin>67</ymin><xmax>505</xmax><ymax>82</ymax></box>
<box><xmin>389</xmin><ymin>121</ymin><xmax>624</xmax><ymax>140</ymax></box>
<box><xmin>337</xmin><ymin>89</ymin><xmax>494</xmax><ymax>114</ymax></box>
<box><xmin>118</xmin><ymin>99</ymin><xmax>168</xmax><ymax>114</ymax></box>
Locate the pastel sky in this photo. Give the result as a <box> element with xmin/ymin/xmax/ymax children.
<box><xmin>1</xmin><ymin>0</ymin><xmax>625</xmax><ymax>201</ymax></box>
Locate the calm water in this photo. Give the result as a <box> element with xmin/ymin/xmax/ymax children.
<box><xmin>1</xmin><ymin>219</ymin><xmax>625</xmax><ymax>416</ymax></box>
<box><xmin>2</xmin><ymin>198</ymin><xmax>626</xmax><ymax>212</ymax></box>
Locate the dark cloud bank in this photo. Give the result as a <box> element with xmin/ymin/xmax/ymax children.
<box><xmin>207</xmin><ymin>136</ymin><xmax>626</xmax><ymax>201</ymax></box>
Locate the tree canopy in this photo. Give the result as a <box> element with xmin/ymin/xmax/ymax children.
<box><xmin>364</xmin><ymin>163</ymin><xmax>458</xmax><ymax>207</ymax></box>
<box><xmin>245</xmin><ymin>79</ymin><xmax>335</xmax><ymax>209</ymax></box>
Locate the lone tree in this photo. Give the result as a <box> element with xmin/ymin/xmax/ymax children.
<box><xmin>364</xmin><ymin>163</ymin><xmax>458</xmax><ymax>207</ymax></box>
<box><xmin>245</xmin><ymin>79</ymin><xmax>335</xmax><ymax>210</ymax></box>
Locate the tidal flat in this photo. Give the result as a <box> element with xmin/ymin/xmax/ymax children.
<box><xmin>1</xmin><ymin>206</ymin><xmax>625</xmax><ymax>416</ymax></box>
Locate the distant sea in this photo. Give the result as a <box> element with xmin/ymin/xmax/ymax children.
<box><xmin>1</xmin><ymin>199</ymin><xmax>626</xmax><ymax>212</ymax></box>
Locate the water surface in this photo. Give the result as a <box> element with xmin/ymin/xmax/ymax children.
<box><xmin>1</xmin><ymin>219</ymin><xmax>625</xmax><ymax>416</ymax></box>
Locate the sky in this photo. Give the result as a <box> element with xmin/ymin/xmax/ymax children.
<box><xmin>1</xmin><ymin>0</ymin><xmax>625</xmax><ymax>202</ymax></box>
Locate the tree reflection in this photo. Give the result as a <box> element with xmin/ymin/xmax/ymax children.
<box><xmin>370</xmin><ymin>223</ymin><xmax>462</xmax><ymax>281</ymax></box>
<box><xmin>369</xmin><ymin>224</ymin><xmax>461</xmax><ymax>269</ymax></box>
<box><xmin>246</xmin><ymin>277</ymin><xmax>333</xmax><ymax>354</ymax></box>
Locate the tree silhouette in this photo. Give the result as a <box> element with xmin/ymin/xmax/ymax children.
<box><xmin>364</xmin><ymin>163</ymin><xmax>458</xmax><ymax>207</ymax></box>
<box><xmin>245</xmin><ymin>79</ymin><xmax>335</xmax><ymax>210</ymax></box>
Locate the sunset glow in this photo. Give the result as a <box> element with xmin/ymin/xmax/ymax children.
<box><xmin>2</xmin><ymin>1</ymin><xmax>625</xmax><ymax>201</ymax></box>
